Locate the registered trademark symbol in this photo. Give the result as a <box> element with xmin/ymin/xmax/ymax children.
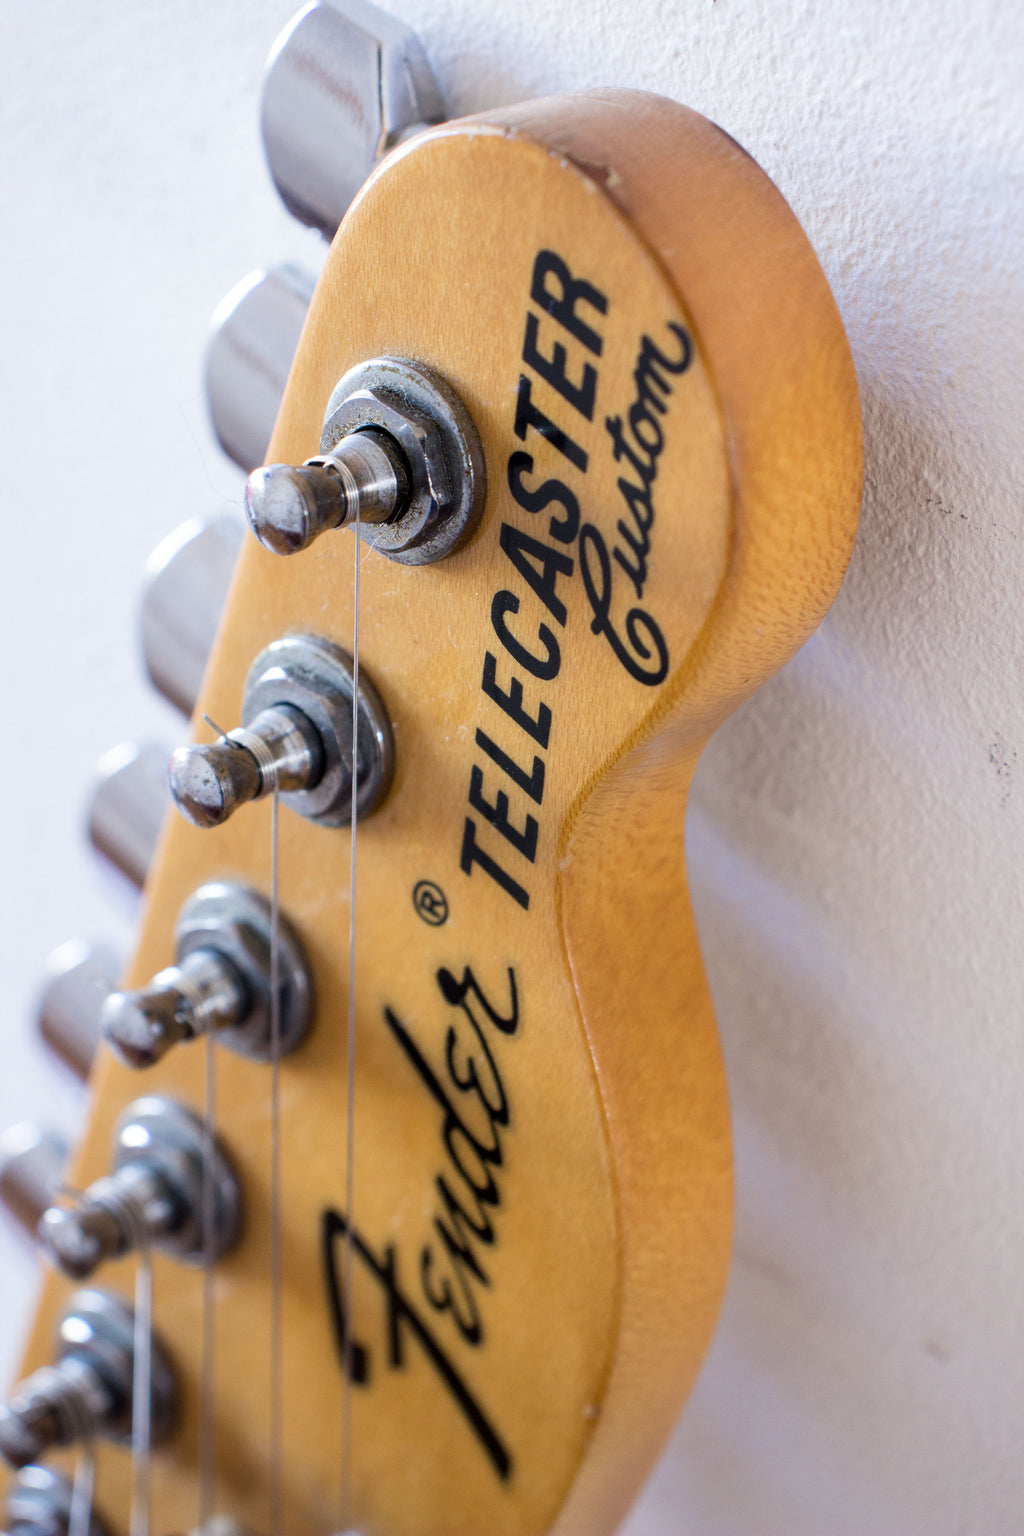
<box><xmin>413</xmin><ymin>879</ymin><xmax>449</xmax><ymax>926</ymax></box>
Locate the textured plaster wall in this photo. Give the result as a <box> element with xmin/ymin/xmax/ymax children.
<box><xmin>1</xmin><ymin>2</ymin><xmax>1021</xmax><ymax>1533</ymax></box>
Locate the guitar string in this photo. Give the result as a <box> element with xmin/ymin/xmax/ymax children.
<box><xmin>68</xmin><ymin>1440</ymin><xmax>95</xmax><ymax>1536</ymax></box>
<box><xmin>198</xmin><ymin>1027</ymin><xmax>217</xmax><ymax>1531</ymax></box>
<box><xmin>129</xmin><ymin>1243</ymin><xmax>153</xmax><ymax>1536</ymax></box>
<box><xmin>340</xmin><ymin>502</ymin><xmax>362</xmax><ymax>1531</ymax></box>
<box><xmin>269</xmin><ymin>783</ymin><xmax>283</xmax><ymax>1536</ymax></box>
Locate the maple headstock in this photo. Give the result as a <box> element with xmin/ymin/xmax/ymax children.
<box><xmin>6</xmin><ymin>89</ymin><xmax>860</xmax><ymax>1536</ymax></box>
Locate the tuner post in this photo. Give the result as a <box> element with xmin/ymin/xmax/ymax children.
<box><xmin>39</xmin><ymin>1097</ymin><xmax>241</xmax><ymax>1280</ymax></box>
<box><xmin>0</xmin><ymin>1290</ymin><xmax>176</xmax><ymax>1470</ymax></box>
<box><xmin>102</xmin><ymin>882</ymin><xmax>313</xmax><ymax>1070</ymax></box>
<box><xmin>243</xmin><ymin>357</ymin><xmax>485</xmax><ymax>566</ymax></box>
<box><xmin>3</xmin><ymin>1464</ymin><xmax>108</xmax><ymax>1536</ymax></box>
<box><xmin>168</xmin><ymin>634</ymin><xmax>393</xmax><ymax>831</ymax></box>
<box><xmin>245</xmin><ymin>428</ymin><xmax>408</xmax><ymax>556</ymax></box>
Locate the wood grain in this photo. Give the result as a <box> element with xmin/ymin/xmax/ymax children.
<box><xmin>6</xmin><ymin>91</ymin><xmax>861</xmax><ymax>1536</ymax></box>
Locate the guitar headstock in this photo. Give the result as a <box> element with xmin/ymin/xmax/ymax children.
<box><xmin>3</xmin><ymin>75</ymin><xmax>860</xmax><ymax>1536</ymax></box>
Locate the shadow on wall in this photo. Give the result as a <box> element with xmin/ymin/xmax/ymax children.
<box><xmin>625</xmin><ymin>380</ymin><xmax>1024</xmax><ymax>1534</ymax></box>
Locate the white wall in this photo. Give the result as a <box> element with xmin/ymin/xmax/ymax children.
<box><xmin>1</xmin><ymin>2</ymin><xmax>1021</xmax><ymax>1532</ymax></box>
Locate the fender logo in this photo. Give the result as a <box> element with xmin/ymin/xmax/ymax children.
<box><xmin>321</xmin><ymin>964</ymin><xmax>519</xmax><ymax>1481</ymax></box>
<box><xmin>579</xmin><ymin>323</ymin><xmax>692</xmax><ymax>687</ymax></box>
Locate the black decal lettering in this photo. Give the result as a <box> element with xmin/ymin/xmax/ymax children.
<box><xmin>578</xmin><ymin>524</ymin><xmax>670</xmax><ymax>687</ymax></box>
<box><xmin>499</xmin><ymin>522</ymin><xmax>574</xmax><ymax>627</ymax></box>
<box><xmin>506</xmin><ymin>451</ymin><xmax>579</xmax><ymax>543</ymax></box>
<box><xmin>475</xmin><ymin>728</ymin><xmax>545</xmax><ymax>805</ymax></box>
<box><xmin>634</xmin><ymin>323</ymin><xmax>692</xmax><ymax>414</ymax></box>
<box><xmin>530</xmin><ymin>249</ymin><xmax>608</xmax><ymax>356</ymax></box>
<box><xmin>481</xmin><ymin>651</ymin><xmax>551</xmax><ymax>749</ymax></box>
<box><xmin>322</xmin><ymin>1210</ymin><xmax>512</xmax><ymax>1480</ymax></box>
<box><xmin>320</xmin><ymin>1209</ymin><xmax>371</xmax><ymax>1385</ymax></box>
<box><xmin>384</xmin><ymin>1006</ymin><xmax>503</xmax><ymax>1168</ymax></box>
<box><xmin>612</xmin><ymin>532</ymin><xmax>646</xmax><ymax>601</ymax></box>
<box><xmin>491</xmin><ymin>590</ymin><xmax>560</xmax><ymax>682</ymax></box>
<box><xmin>605</xmin><ymin>415</ymin><xmax>656</xmax><ymax>484</ymax></box>
<box><xmin>460</xmin><ymin>817</ymin><xmax>530</xmax><ymax>909</ymax></box>
<box><xmin>436</xmin><ymin>966</ymin><xmax>520</xmax><ymax>1038</ymax></box>
<box><xmin>628</xmin><ymin>398</ymin><xmax>664</xmax><ymax>456</ymax></box>
<box><xmin>522</xmin><ymin>310</ymin><xmax>597</xmax><ymax>420</ymax></box>
<box><xmin>446</xmin><ymin>1017</ymin><xmax>508</xmax><ymax>1129</ymax></box>
<box><xmin>420</xmin><ymin>1241</ymin><xmax>484</xmax><ymax>1345</ymax></box>
<box><xmin>469</xmin><ymin>765</ymin><xmax>539</xmax><ymax>862</ymax></box>
<box><xmin>514</xmin><ymin>375</ymin><xmax>588</xmax><ymax>472</ymax></box>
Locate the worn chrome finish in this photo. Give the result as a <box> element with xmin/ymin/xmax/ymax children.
<box><xmin>246</xmin><ymin>357</ymin><xmax>486</xmax><ymax>565</ymax></box>
<box><xmin>88</xmin><ymin>742</ymin><xmax>168</xmax><ymax>891</ymax></box>
<box><xmin>245</xmin><ymin>428</ymin><xmax>407</xmax><ymax>556</ymax></box>
<box><xmin>0</xmin><ymin>1126</ymin><xmax>69</xmax><ymax>1240</ymax></box>
<box><xmin>169</xmin><ymin>634</ymin><xmax>392</xmax><ymax>829</ymax></box>
<box><xmin>142</xmin><ymin>514</ymin><xmax>245</xmax><ymax>716</ymax></box>
<box><xmin>321</xmin><ymin>357</ymin><xmax>486</xmax><ymax>562</ymax></box>
<box><xmin>102</xmin><ymin>882</ymin><xmax>313</xmax><ymax>1069</ymax></box>
<box><xmin>261</xmin><ymin>0</ymin><xmax>444</xmax><ymax>239</ymax></box>
<box><xmin>0</xmin><ymin>1289</ymin><xmax>176</xmax><ymax>1469</ymax></box>
<box><xmin>40</xmin><ymin>1097</ymin><xmax>241</xmax><ymax>1281</ymax></box>
<box><xmin>168</xmin><ymin>703</ymin><xmax>324</xmax><ymax>829</ymax></box>
<box><xmin>205</xmin><ymin>265</ymin><xmax>316</xmax><ymax>473</ymax></box>
<box><xmin>37</xmin><ymin>940</ymin><xmax>120</xmax><ymax>1080</ymax></box>
<box><xmin>3</xmin><ymin>1465</ymin><xmax>108</xmax><ymax>1536</ymax></box>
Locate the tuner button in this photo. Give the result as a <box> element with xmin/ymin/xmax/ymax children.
<box><xmin>167</xmin><ymin>739</ymin><xmax>264</xmax><ymax>830</ymax></box>
<box><xmin>37</xmin><ymin>940</ymin><xmax>120</xmax><ymax>1080</ymax></box>
<box><xmin>87</xmin><ymin>742</ymin><xmax>169</xmax><ymax>892</ymax></box>
<box><xmin>142</xmin><ymin>514</ymin><xmax>245</xmax><ymax>716</ymax></box>
<box><xmin>260</xmin><ymin>0</ymin><xmax>445</xmax><ymax>238</ymax></box>
<box><xmin>0</xmin><ymin>1126</ymin><xmax>69</xmax><ymax>1239</ymax></box>
<box><xmin>205</xmin><ymin>265</ymin><xmax>316</xmax><ymax>474</ymax></box>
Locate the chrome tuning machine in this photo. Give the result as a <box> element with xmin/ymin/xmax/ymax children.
<box><xmin>168</xmin><ymin>634</ymin><xmax>393</xmax><ymax>831</ymax></box>
<box><xmin>101</xmin><ymin>881</ymin><xmax>313</xmax><ymax>1070</ymax></box>
<box><xmin>39</xmin><ymin>1097</ymin><xmax>241</xmax><ymax>1281</ymax></box>
<box><xmin>0</xmin><ymin>1290</ymin><xmax>176</xmax><ymax>1470</ymax></box>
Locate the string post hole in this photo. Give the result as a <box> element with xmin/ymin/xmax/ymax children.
<box><xmin>3</xmin><ymin>1464</ymin><xmax>108</xmax><ymax>1536</ymax></box>
<box><xmin>0</xmin><ymin>1290</ymin><xmax>176</xmax><ymax>1469</ymax></box>
<box><xmin>101</xmin><ymin>882</ymin><xmax>313</xmax><ymax>1069</ymax></box>
<box><xmin>169</xmin><ymin>634</ymin><xmax>392</xmax><ymax>831</ymax></box>
<box><xmin>39</xmin><ymin>1097</ymin><xmax>241</xmax><ymax>1280</ymax></box>
<box><xmin>244</xmin><ymin>357</ymin><xmax>485</xmax><ymax>565</ymax></box>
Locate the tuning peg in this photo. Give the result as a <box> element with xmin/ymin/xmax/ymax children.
<box><xmin>87</xmin><ymin>742</ymin><xmax>168</xmax><ymax>893</ymax></box>
<box><xmin>205</xmin><ymin>266</ymin><xmax>316</xmax><ymax>475</ymax></box>
<box><xmin>0</xmin><ymin>1126</ymin><xmax>69</xmax><ymax>1241</ymax></box>
<box><xmin>168</xmin><ymin>634</ymin><xmax>392</xmax><ymax>830</ymax></box>
<box><xmin>244</xmin><ymin>356</ymin><xmax>485</xmax><ymax>565</ymax></box>
<box><xmin>261</xmin><ymin>0</ymin><xmax>444</xmax><ymax>240</ymax></box>
<box><xmin>0</xmin><ymin>1289</ymin><xmax>176</xmax><ymax>1469</ymax></box>
<box><xmin>142</xmin><ymin>514</ymin><xmax>245</xmax><ymax>716</ymax></box>
<box><xmin>37</xmin><ymin>941</ymin><xmax>120</xmax><ymax>1080</ymax></box>
<box><xmin>101</xmin><ymin>882</ymin><xmax>313</xmax><ymax>1070</ymax></box>
<box><xmin>3</xmin><ymin>1465</ymin><xmax>108</xmax><ymax>1536</ymax></box>
<box><xmin>39</xmin><ymin>1097</ymin><xmax>240</xmax><ymax>1281</ymax></box>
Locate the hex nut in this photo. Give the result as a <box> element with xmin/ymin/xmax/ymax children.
<box><xmin>319</xmin><ymin>358</ymin><xmax>487</xmax><ymax>565</ymax></box>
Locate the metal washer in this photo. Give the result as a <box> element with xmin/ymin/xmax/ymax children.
<box><xmin>175</xmin><ymin>882</ymin><xmax>314</xmax><ymax>1061</ymax></box>
<box><xmin>242</xmin><ymin>633</ymin><xmax>393</xmax><ymax>825</ymax></box>
<box><xmin>319</xmin><ymin>356</ymin><xmax>487</xmax><ymax>565</ymax></box>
